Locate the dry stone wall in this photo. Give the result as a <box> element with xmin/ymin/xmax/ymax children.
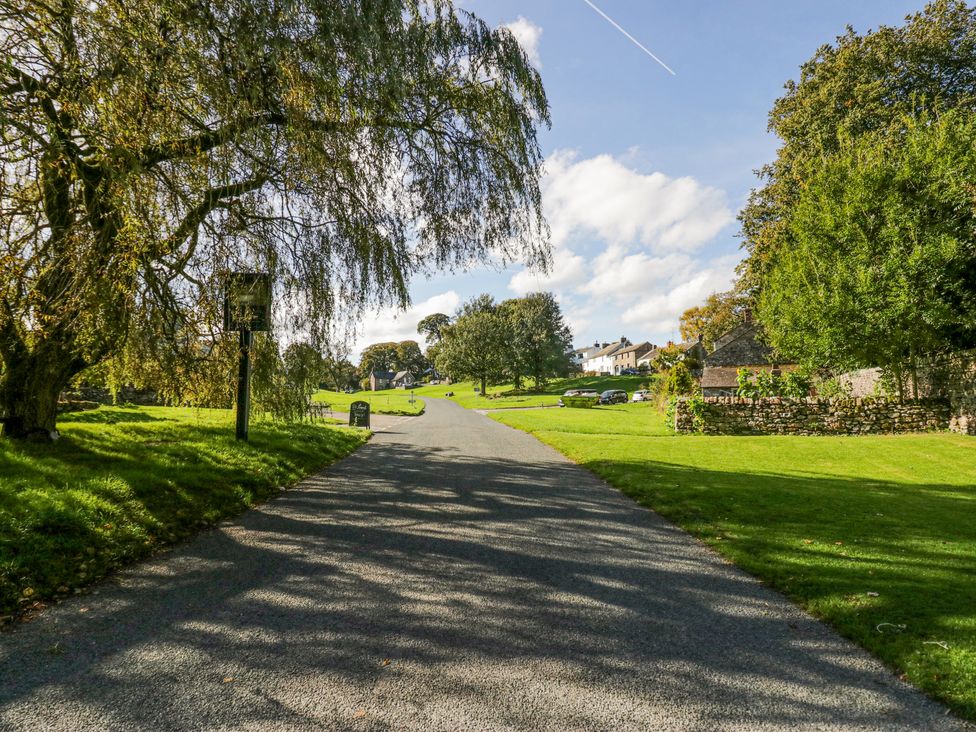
<box><xmin>673</xmin><ymin>397</ymin><xmax>951</xmax><ymax>436</ymax></box>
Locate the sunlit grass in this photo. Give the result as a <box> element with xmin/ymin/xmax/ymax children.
<box><xmin>491</xmin><ymin>406</ymin><xmax>976</xmax><ymax>722</ymax></box>
<box><xmin>0</xmin><ymin>405</ymin><xmax>368</xmax><ymax>618</ymax></box>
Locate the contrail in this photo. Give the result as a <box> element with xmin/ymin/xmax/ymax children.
<box><xmin>582</xmin><ymin>0</ymin><xmax>676</xmax><ymax>76</ymax></box>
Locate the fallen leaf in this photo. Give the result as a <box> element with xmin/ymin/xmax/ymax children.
<box><xmin>222</xmin><ymin>677</ymin><xmax>235</xmax><ymax>683</ymax></box>
<box><xmin>834</xmin><ymin>541</ymin><xmax>844</xmax><ymax>546</ymax></box>
<box><xmin>802</xmin><ymin>539</ymin><xmax>813</xmax><ymax>545</ymax></box>
<box><xmin>353</xmin><ymin>709</ymin><xmax>366</xmax><ymax>719</ymax></box>
<box><xmin>380</xmin><ymin>659</ymin><xmax>391</xmax><ymax>667</ymax></box>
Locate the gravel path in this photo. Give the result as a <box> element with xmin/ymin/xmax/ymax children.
<box><xmin>0</xmin><ymin>399</ymin><xmax>968</xmax><ymax>731</ymax></box>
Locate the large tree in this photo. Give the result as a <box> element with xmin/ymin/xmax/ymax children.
<box><xmin>498</xmin><ymin>292</ymin><xmax>572</xmax><ymax>388</ymax></box>
<box><xmin>0</xmin><ymin>0</ymin><xmax>549</xmax><ymax>439</ymax></box>
<box><xmin>417</xmin><ymin>313</ymin><xmax>450</xmax><ymax>344</ymax></box>
<box><xmin>758</xmin><ymin>111</ymin><xmax>976</xmax><ymax>395</ymax></box>
<box><xmin>738</xmin><ymin>0</ymin><xmax>976</xmax><ymax>296</ymax></box>
<box><xmin>435</xmin><ymin>309</ymin><xmax>510</xmax><ymax>395</ymax></box>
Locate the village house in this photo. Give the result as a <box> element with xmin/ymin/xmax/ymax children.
<box><xmin>583</xmin><ymin>339</ymin><xmax>629</xmax><ymax>375</ymax></box>
<box><xmin>612</xmin><ymin>341</ymin><xmax>653</xmax><ymax>374</ymax></box>
<box><xmin>369</xmin><ymin>370</ymin><xmax>395</xmax><ymax>391</ymax></box>
<box><xmin>569</xmin><ymin>344</ymin><xmax>601</xmax><ymax>372</ymax></box>
<box><xmin>392</xmin><ymin>370</ymin><xmax>415</xmax><ymax>388</ymax></box>
<box><xmin>637</xmin><ymin>337</ymin><xmax>707</xmax><ymax>372</ymax></box>
<box><xmin>700</xmin><ymin>315</ymin><xmax>798</xmax><ymax>396</ymax></box>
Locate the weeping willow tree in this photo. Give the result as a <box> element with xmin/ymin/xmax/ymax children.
<box><xmin>0</xmin><ymin>0</ymin><xmax>550</xmax><ymax>439</ymax></box>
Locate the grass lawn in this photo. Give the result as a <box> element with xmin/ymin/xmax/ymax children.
<box><xmin>312</xmin><ymin>389</ymin><xmax>425</xmax><ymax>415</ymax></box>
<box><xmin>0</xmin><ymin>405</ymin><xmax>369</xmax><ymax>619</ymax></box>
<box><xmin>491</xmin><ymin>406</ymin><xmax>976</xmax><ymax>722</ymax></box>
<box><xmin>411</xmin><ymin>374</ymin><xmax>654</xmax><ymax>410</ymax></box>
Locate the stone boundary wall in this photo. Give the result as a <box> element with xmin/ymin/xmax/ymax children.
<box><xmin>60</xmin><ymin>385</ymin><xmax>161</xmax><ymax>406</ymax></box>
<box><xmin>673</xmin><ymin>397</ymin><xmax>951</xmax><ymax>436</ymax></box>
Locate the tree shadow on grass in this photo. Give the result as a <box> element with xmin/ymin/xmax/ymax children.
<box><xmin>0</xmin><ymin>426</ymin><xmax>969</xmax><ymax>730</ymax></box>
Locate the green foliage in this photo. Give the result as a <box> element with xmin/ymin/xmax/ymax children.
<box><xmin>417</xmin><ymin>313</ymin><xmax>451</xmax><ymax>344</ymax></box>
<box><xmin>498</xmin><ymin>292</ymin><xmax>573</xmax><ymax>388</ymax></box>
<box><xmin>758</xmin><ymin>110</ymin><xmax>976</xmax><ymax>380</ymax></box>
<box><xmin>0</xmin><ymin>405</ymin><xmax>368</xmax><ymax>617</ymax></box>
<box><xmin>679</xmin><ymin>291</ymin><xmax>750</xmax><ymax>351</ymax></box>
<box><xmin>0</xmin><ymin>0</ymin><xmax>550</xmax><ymax>438</ymax></box>
<box><xmin>435</xmin><ymin>309</ymin><xmax>511</xmax><ymax>394</ymax></box>
<box><xmin>664</xmin><ymin>361</ymin><xmax>698</xmax><ymax>398</ymax></box>
<box><xmin>652</xmin><ymin>344</ymin><xmax>684</xmax><ymax>373</ymax></box>
<box><xmin>739</xmin><ymin>0</ymin><xmax>976</xmax><ymax>295</ymax></box>
<box><xmin>816</xmin><ymin>376</ymin><xmax>853</xmax><ymax>400</ymax></box>
<box><xmin>251</xmin><ymin>338</ymin><xmax>322</xmax><ymax>422</ymax></box>
<box><xmin>738</xmin><ymin>367</ymin><xmax>812</xmax><ymax>399</ymax></box>
<box><xmin>561</xmin><ymin>396</ymin><xmax>599</xmax><ymax>409</ymax></box>
<box><xmin>359</xmin><ymin>340</ymin><xmax>428</xmax><ymax>379</ymax></box>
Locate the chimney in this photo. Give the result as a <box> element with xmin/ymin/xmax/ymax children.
<box><xmin>602</xmin><ymin>342</ymin><xmax>609</xmax><ymax>349</ymax></box>
<box><xmin>594</xmin><ymin>341</ymin><xmax>599</xmax><ymax>348</ymax></box>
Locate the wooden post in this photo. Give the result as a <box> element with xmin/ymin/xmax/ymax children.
<box><xmin>236</xmin><ymin>327</ymin><xmax>252</xmax><ymax>441</ymax></box>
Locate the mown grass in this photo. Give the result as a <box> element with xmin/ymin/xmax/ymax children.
<box><xmin>490</xmin><ymin>406</ymin><xmax>976</xmax><ymax>722</ymax></box>
<box><xmin>312</xmin><ymin>389</ymin><xmax>425</xmax><ymax>415</ymax></box>
<box><xmin>411</xmin><ymin>375</ymin><xmax>654</xmax><ymax>410</ymax></box>
<box><xmin>0</xmin><ymin>405</ymin><xmax>368</xmax><ymax>618</ymax></box>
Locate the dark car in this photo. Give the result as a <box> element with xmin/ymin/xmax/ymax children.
<box><xmin>600</xmin><ymin>389</ymin><xmax>628</xmax><ymax>405</ymax></box>
<box><xmin>620</xmin><ymin>368</ymin><xmax>639</xmax><ymax>375</ymax></box>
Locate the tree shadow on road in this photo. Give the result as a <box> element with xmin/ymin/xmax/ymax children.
<box><xmin>0</xmin><ymin>438</ymin><xmax>967</xmax><ymax>731</ymax></box>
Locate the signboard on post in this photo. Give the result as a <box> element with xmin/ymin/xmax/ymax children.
<box><xmin>224</xmin><ymin>272</ymin><xmax>271</xmax><ymax>441</ymax></box>
<box><xmin>349</xmin><ymin>400</ymin><xmax>371</xmax><ymax>428</ymax></box>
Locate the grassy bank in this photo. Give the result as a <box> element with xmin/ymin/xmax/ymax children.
<box><xmin>491</xmin><ymin>406</ymin><xmax>976</xmax><ymax>722</ymax></box>
<box><xmin>0</xmin><ymin>406</ymin><xmax>369</xmax><ymax>619</ymax></box>
<box><xmin>412</xmin><ymin>375</ymin><xmax>653</xmax><ymax>409</ymax></box>
<box><xmin>313</xmin><ymin>389</ymin><xmax>425</xmax><ymax>415</ymax></box>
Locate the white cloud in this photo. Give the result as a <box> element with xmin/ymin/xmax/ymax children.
<box><xmin>541</xmin><ymin>150</ymin><xmax>733</xmax><ymax>252</ymax></box>
<box><xmin>620</xmin><ymin>255</ymin><xmax>740</xmax><ymax>333</ymax></box>
<box><xmin>352</xmin><ymin>290</ymin><xmax>460</xmax><ymax>358</ymax></box>
<box><xmin>502</xmin><ymin>17</ymin><xmax>543</xmax><ymax>69</ymax></box>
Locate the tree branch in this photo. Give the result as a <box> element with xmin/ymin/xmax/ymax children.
<box><xmin>165</xmin><ymin>175</ymin><xmax>268</xmax><ymax>252</ymax></box>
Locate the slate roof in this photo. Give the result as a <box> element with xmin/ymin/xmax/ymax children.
<box><xmin>705</xmin><ymin>323</ymin><xmax>774</xmax><ymax>367</ymax></box>
<box><xmin>371</xmin><ymin>370</ymin><xmax>395</xmax><ymax>380</ymax></box>
<box><xmin>393</xmin><ymin>370</ymin><xmax>413</xmax><ymax>382</ymax></box>
<box><xmin>614</xmin><ymin>341</ymin><xmax>652</xmax><ymax>357</ymax></box>
<box><xmin>590</xmin><ymin>341</ymin><xmax>625</xmax><ymax>359</ymax></box>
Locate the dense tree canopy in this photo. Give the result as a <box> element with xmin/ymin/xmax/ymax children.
<box><xmin>0</xmin><ymin>0</ymin><xmax>550</xmax><ymax>439</ymax></box>
<box><xmin>738</xmin><ymin>0</ymin><xmax>976</xmax><ymax>294</ymax></box>
<box><xmin>435</xmin><ymin>309</ymin><xmax>510</xmax><ymax>395</ymax></box>
<box><xmin>679</xmin><ymin>291</ymin><xmax>749</xmax><ymax>351</ymax></box>
<box><xmin>758</xmin><ymin>111</ymin><xmax>976</xmax><ymax>393</ymax></box>
<box><xmin>417</xmin><ymin>313</ymin><xmax>450</xmax><ymax>344</ymax></box>
<box><xmin>358</xmin><ymin>339</ymin><xmax>427</xmax><ymax>378</ymax></box>
<box><xmin>498</xmin><ymin>292</ymin><xmax>572</xmax><ymax>388</ymax></box>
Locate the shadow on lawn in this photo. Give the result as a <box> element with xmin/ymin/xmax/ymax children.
<box><xmin>58</xmin><ymin>408</ymin><xmax>172</xmax><ymax>424</ymax></box>
<box><xmin>0</xmin><ymin>415</ymin><xmax>968</xmax><ymax>729</ymax></box>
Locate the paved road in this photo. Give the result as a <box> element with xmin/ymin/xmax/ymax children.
<box><xmin>0</xmin><ymin>399</ymin><xmax>968</xmax><ymax>731</ymax></box>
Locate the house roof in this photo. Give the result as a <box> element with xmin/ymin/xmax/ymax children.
<box><xmin>371</xmin><ymin>370</ymin><xmax>395</xmax><ymax>380</ymax></box>
<box><xmin>393</xmin><ymin>370</ymin><xmax>413</xmax><ymax>381</ymax></box>
<box><xmin>614</xmin><ymin>341</ymin><xmax>652</xmax><ymax>357</ymax></box>
<box><xmin>700</xmin><ymin>366</ymin><xmax>745</xmax><ymax>389</ymax></box>
<box><xmin>701</xmin><ymin>363</ymin><xmax>802</xmax><ymax>389</ymax></box>
<box><xmin>588</xmin><ymin>341</ymin><xmax>625</xmax><ymax>359</ymax></box>
<box><xmin>705</xmin><ymin>322</ymin><xmax>774</xmax><ymax>367</ymax></box>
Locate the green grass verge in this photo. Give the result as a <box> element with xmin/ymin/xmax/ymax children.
<box><xmin>312</xmin><ymin>389</ymin><xmax>425</xmax><ymax>415</ymax></box>
<box><xmin>0</xmin><ymin>405</ymin><xmax>369</xmax><ymax>618</ymax></box>
<box><xmin>410</xmin><ymin>375</ymin><xmax>654</xmax><ymax>410</ymax></box>
<box><xmin>490</xmin><ymin>407</ymin><xmax>976</xmax><ymax>722</ymax></box>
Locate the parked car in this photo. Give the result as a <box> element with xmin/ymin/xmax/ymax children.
<box><xmin>620</xmin><ymin>368</ymin><xmax>639</xmax><ymax>375</ymax></box>
<box><xmin>558</xmin><ymin>389</ymin><xmax>599</xmax><ymax>407</ymax></box>
<box><xmin>631</xmin><ymin>390</ymin><xmax>651</xmax><ymax>402</ymax></box>
<box><xmin>600</xmin><ymin>389</ymin><xmax>628</xmax><ymax>405</ymax></box>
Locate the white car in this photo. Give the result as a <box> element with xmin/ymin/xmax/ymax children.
<box><xmin>631</xmin><ymin>390</ymin><xmax>651</xmax><ymax>402</ymax></box>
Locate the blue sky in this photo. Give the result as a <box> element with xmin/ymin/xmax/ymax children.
<box><xmin>353</xmin><ymin>0</ymin><xmax>926</xmax><ymax>357</ymax></box>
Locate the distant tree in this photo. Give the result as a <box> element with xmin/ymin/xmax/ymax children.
<box><xmin>679</xmin><ymin>291</ymin><xmax>750</xmax><ymax>351</ymax></box>
<box><xmin>499</xmin><ymin>293</ymin><xmax>573</xmax><ymax>389</ymax></box>
<box><xmin>457</xmin><ymin>294</ymin><xmax>498</xmax><ymax>317</ymax></box>
<box><xmin>0</xmin><ymin>0</ymin><xmax>550</xmax><ymax>440</ymax></box>
<box><xmin>417</xmin><ymin>313</ymin><xmax>451</xmax><ymax>344</ymax></box>
<box><xmin>394</xmin><ymin>340</ymin><xmax>428</xmax><ymax>375</ymax></box>
<box><xmin>359</xmin><ymin>342</ymin><xmax>399</xmax><ymax>377</ymax></box>
<box><xmin>738</xmin><ymin>0</ymin><xmax>976</xmax><ymax>296</ymax></box>
<box><xmin>758</xmin><ymin>111</ymin><xmax>976</xmax><ymax>397</ymax></box>
<box><xmin>436</xmin><ymin>311</ymin><xmax>510</xmax><ymax>395</ymax></box>
<box><xmin>652</xmin><ymin>344</ymin><xmax>684</xmax><ymax>373</ymax></box>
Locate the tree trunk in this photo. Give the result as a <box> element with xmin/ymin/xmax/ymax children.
<box><xmin>481</xmin><ymin>375</ymin><xmax>487</xmax><ymax>396</ymax></box>
<box><xmin>0</xmin><ymin>345</ymin><xmax>84</xmax><ymax>442</ymax></box>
